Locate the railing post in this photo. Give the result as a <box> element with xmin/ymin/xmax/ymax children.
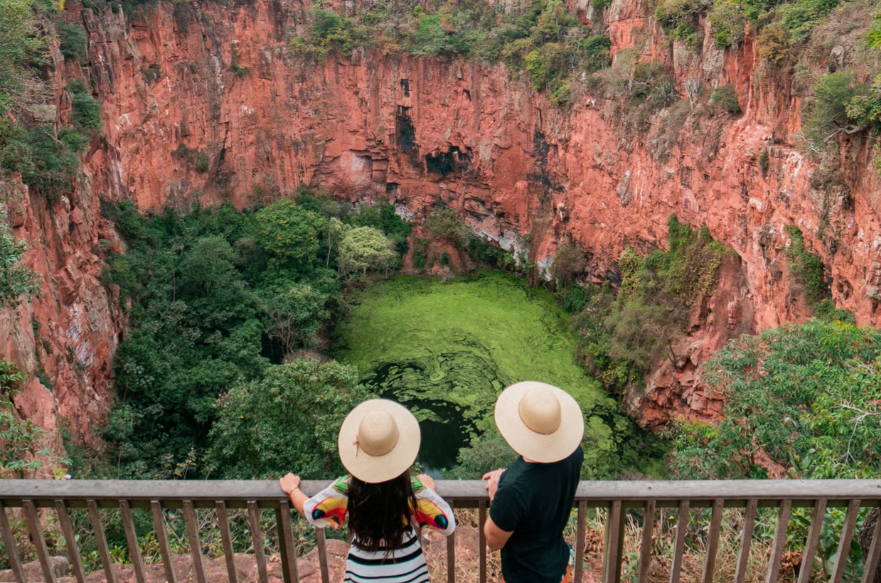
<box><xmin>119</xmin><ymin>500</ymin><xmax>147</xmax><ymax>583</ymax></box>
<box><xmin>447</xmin><ymin>501</ymin><xmax>456</xmax><ymax>583</ymax></box>
<box><xmin>861</xmin><ymin>507</ymin><xmax>881</xmax><ymax>583</ymax></box>
<box><xmin>700</xmin><ymin>499</ymin><xmax>724</xmax><ymax>583</ymax></box>
<box><xmin>182</xmin><ymin>500</ymin><xmax>207</xmax><ymax>583</ymax></box>
<box><xmin>150</xmin><ymin>501</ymin><xmax>177</xmax><ymax>583</ymax></box>
<box><xmin>22</xmin><ymin>500</ymin><xmax>56</xmax><ymax>583</ymax></box>
<box><xmin>574</xmin><ymin>500</ymin><xmax>587</xmax><ymax>583</ymax></box>
<box><xmin>766</xmin><ymin>500</ymin><xmax>792</xmax><ymax>583</ymax></box>
<box><xmin>315</xmin><ymin>526</ymin><xmax>331</xmax><ymax>583</ymax></box>
<box><xmin>277</xmin><ymin>501</ymin><xmax>300</xmax><ymax>583</ymax></box>
<box><xmin>0</xmin><ymin>501</ymin><xmax>27</xmax><ymax>583</ymax></box>
<box><xmin>669</xmin><ymin>501</ymin><xmax>690</xmax><ymax>583</ymax></box>
<box><xmin>733</xmin><ymin>500</ymin><xmax>758</xmax><ymax>583</ymax></box>
<box><xmin>638</xmin><ymin>499</ymin><xmax>656</xmax><ymax>583</ymax></box>
<box><xmin>602</xmin><ymin>500</ymin><xmax>624</xmax><ymax>583</ymax></box>
<box><xmin>88</xmin><ymin>499</ymin><xmax>118</xmax><ymax>583</ymax></box>
<box><xmin>55</xmin><ymin>500</ymin><xmax>87</xmax><ymax>583</ymax></box>
<box><xmin>216</xmin><ymin>501</ymin><xmax>239</xmax><ymax>583</ymax></box>
<box><xmin>478</xmin><ymin>500</ymin><xmax>487</xmax><ymax>583</ymax></box>
<box><xmin>830</xmin><ymin>500</ymin><xmax>861</xmax><ymax>583</ymax></box>
<box><xmin>797</xmin><ymin>499</ymin><xmax>827</xmax><ymax>583</ymax></box>
<box><xmin>247</xmin><ymin>501</ymin><xmax>269</xmax><ymax>583</ymax></box>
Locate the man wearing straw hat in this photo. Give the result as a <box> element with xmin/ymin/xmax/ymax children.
<box><xmin>483</xmin><ymin>381</ymin><xmax>585</xmax><ymax>583</ymax></box>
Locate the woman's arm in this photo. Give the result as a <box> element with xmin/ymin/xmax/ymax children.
<box><xmin>279</xmin><ymin>473</ymin><xmax>309</xmax><ymax>517</ymax></box>
<box><xmin>413</xmin><ymin>474</ymin><xmax>456</xmax><ymax>535</ymax></box>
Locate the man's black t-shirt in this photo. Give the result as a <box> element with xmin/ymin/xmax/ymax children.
<box><xmin>489</xmin><ymin>447</ymin><xmax>584</xmax><ymax>583</ymax></box>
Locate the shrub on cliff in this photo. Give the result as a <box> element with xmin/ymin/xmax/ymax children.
<box><xmin>69</xmin><ymin>80</ymin><xmax>102</xmax><ymax>132</ymax></box>
<box><xmin>710</xmin><ymin>84</ymin><xmax>741</xmax><ymax>114</ymax></box>
<box><xmin>57</xmin><ymin>21</ymin><xmax>87</xmax><ymax>62</ymax></box>
<box><xmin>573</xmin><ymin>217</ymin><xmax>732</xmax><ymax>393</ymax></box>
<box><xmin>0</xmin><ymin>209</ymin><xmax>40</xmax><ymax>308</ymax></box>
<box><xmin>0</xmin><ymin>360</ymin><xmax>45</xmax><ymax>478</ymax></box>
<box><xmin>802</xmin><ymin>70</ymin><xmax>875</xmax><ymax>152</ymax></box>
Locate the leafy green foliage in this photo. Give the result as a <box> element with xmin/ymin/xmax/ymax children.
<box><xmin>209</xmin><ymin>358</ymin><xmax>372</xmax><ymax>479</ymax></box>
<box><xmin>573</xmin><ymin>217</ymin><xmax>731</xmax><ymax>393</ymax></box>
<box><xmin>290</xmin><ymin>7</ymin><xmax>371</xmax><ymax>59</ymax></box>
<box><xmin>668</xmin><ymin>320</ymin><xmax>881</xmax><ymax>480</ymax></box>
<box><xmin>710</xmin><ymin>84</ymin><xmax>741</xmax><ymax>114</ymax></box>
<box><xmin>0</xmin><ymin>0</ymin><xmax>46</xmax><ymax>115</ymax></box>
<box><xmin>424</xmin><ymin>206</ymin><xmax>471</xmax><ymax>248</ymax></box>
<box><xmin>784</xmin><ymin>225</ymin><xmax>828</xmax><ymax>306</ymax></box>
<box><xmin>101</xmin><ymin>193</ymin><xmax>413</xmax><ymax>477</ymax></box>
<box><xmin>254</xmin><ymin>199</ymin><xmax>327</xmax><ymax>267</ymax></box>
<box><xmin>57</xmin><ymin>22</ymin><xmax>87</xmax><ymax>62</ymax></box>
<box><xmin>69</xmin><ymin>81</ymin><xmax>102</xmax><ymax>132</ymax></box>
<box><xmin>802</xmin><ymin>70</ymin><xmax>873</xmax><ymax>152</ymax></box>
<box><xmin>288</xmin><ymin>0</ymin><xmax>607</xmax><ymax>104</ymax></box>
<box><xmin>0</xmin><ymin>0</ymin><xmax>83</xmax><ymax>205</ymax></box>
<box><xmin>0</xmin><ymin>210</ymin><xmax>39</xmax><ymax>308</ymax></box>
<box><xmin>337</xmin><ymin>226</ymin><xmax>397</xmax><ymax>276</ymax></box>
<box><xmin>0</xmin><ymin>360</ymin><xmax>45</xmax><ymax>478</ymax></box>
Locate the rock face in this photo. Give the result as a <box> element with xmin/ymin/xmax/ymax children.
<box><xmin>3</xmin><ymin>0</ymin><xmax>881</xmax><ymax>440</ymax></box>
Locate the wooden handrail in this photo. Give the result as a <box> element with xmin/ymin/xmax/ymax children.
<box><xmin>1</xmin><ymin>479</ymin><xmax>880</xmax><ymax>583</ymax></box>
<box><xmin>2</xmin><ymin>479</ymin><xmax>881</xmax><ymax>508</ymax></box>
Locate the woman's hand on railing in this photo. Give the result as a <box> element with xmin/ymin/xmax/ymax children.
<box><xmin>416</xmin><ymin>474</ymin><xmax>436</xmax><ymax>490</ymax></box>
<box><xmin>279</xmin><ymin>473</ymin><xmax>301</xmax><ymax>495</ymax></box>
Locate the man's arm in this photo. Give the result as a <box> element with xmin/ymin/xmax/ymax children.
<box><xmin>484</xmin><ymin>515</ymin><xmax>514</xmax><ymax>551</ymax></box>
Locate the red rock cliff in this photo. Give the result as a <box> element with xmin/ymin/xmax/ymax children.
<box><xmin>4</xmin><ymin>0</ymin><xmax>880</xmax><ymax>439</ymax></box>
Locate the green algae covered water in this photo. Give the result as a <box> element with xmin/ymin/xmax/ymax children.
<box><xmin>336</xmin><ymin>271</ymin><xmax>663</xmax><ymax>475</ymax></box>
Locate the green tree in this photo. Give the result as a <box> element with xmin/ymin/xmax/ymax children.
<box><xmin>0</xmin><ymin>210</ymin><xmax>39</xmax><ymax>308</ymax></box>
<box><xmin>0</xmin><ymin>360</ymin><xmax>44</xmax><ymax>478</ymax></box>
<box><xmin>669</xmin><ymin>320</ymin><xmax>881</xmax><ymax>480</ymax></box>
<box><xmin>424</xmin><ymin>207</ymin><xmax>470</xmax><ymax>248</ymax></box>
<box><xmin>802</xmin><ymin>70</ymin><xmax>871</xmax><ymax>151</ymax></box>
<box><xmin>209</xmin><ymin>358</ymin><xmax>372</xmax><ymax>478</ymax></box>
<box><xmin>257</xmin><ymin>284</ymin><xmax>328</xmax><ymax>354</ymax></box>
<box><xmin>0</xmin><ymin>0</ymin><xmax>44</xmax><ymax>112</ymax></box>
<box><xmin>337</xmin><ymin>225</ymin><xmax>397</xmax><ymax>276</ymax></box>
<box><xmin>254</xmin><ymin>200</ymin><xmax>327</xmax><ymax>267</ymax></box>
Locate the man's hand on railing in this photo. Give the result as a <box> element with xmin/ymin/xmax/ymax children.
<box><xmin>483</xmin><ymin>469</ymin><xmax>505</xmax><ymax>502</ymax></box>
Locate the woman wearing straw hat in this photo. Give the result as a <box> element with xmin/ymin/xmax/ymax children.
<box><xmin>280</xmin><ymin>399</ymin><xmax>456</xmax><ymax>583</ymax></box>
<box><xmin>482</xmin><ymin>381</ymin><xmax>585</xmax><ymax>583</ymax></box>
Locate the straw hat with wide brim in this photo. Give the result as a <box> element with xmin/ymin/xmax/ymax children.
<box><xmin>338</xmin><ymin>399</ymin><xmax>421</xmax><ymax>484</ymax></box>
<box><xmin>494</xmin><ymin>381</ymin><xmax>584</xmax><ymax>463</ymax></box>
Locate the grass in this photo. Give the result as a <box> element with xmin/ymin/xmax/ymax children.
<box><xmin>336</xmin><ymin>271</ymin><xmax>611</xmax><ymax>432</ymax></box>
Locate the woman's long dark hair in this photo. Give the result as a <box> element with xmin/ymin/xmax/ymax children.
<box><xmin>347</xmin><ymin>469</ymin><xmax>419</xmax><ymax>552</ymax></box>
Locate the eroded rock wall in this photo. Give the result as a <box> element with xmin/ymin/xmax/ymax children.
<box><xmin>5</xmin><ymin>0</ymin><xmax>881</xmax><ymax>439</ymax></box>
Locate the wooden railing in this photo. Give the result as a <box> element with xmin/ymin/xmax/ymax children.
<box><xmin>1</xmin><ymin>480</ymin><xmax>881</xmax><ymax>583</ymax></box>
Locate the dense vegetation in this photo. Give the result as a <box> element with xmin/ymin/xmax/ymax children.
<box><xmin>289</xmin><ymin>0</ymin><xmax>612</xmax><ymax>104</ymax></box>
<box><xmin>1</xmin><ymin>0</ymin><xmax>103</xmax><ymax>204</ymax></box>
<box><xmin>568</xmin><ymin>217</ymin><xmax>732</xmax><ymax>394</ymax></box>
<box><xmin>93</xmin><ymin>192</ymin><xmax>409</xmax><ymax>479</ymax></box>
<box><xmin>0</xmin><ymin>208</ymin><xmax>39</xmax><ymax>309</ymax></box>
<box><xmin>669</xmin><ymin>320</ymin><xmax>881</xmax><ymax>480</ymax></box>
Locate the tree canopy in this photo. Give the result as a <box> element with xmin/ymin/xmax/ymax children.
<box><xmin>669</xmin><ymin>320</ymin><xmax>881</xmax><ymax>480</ymax></box>
<box><xmin>209</xmin><ymin>358</ymin><xmax>372</xmax><ymax>479</ymax></box>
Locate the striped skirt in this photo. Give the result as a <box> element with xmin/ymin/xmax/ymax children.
<box><xmin>345</xmin><ymin>529</ymin><xmax>429</xmax><ymax>583</ymax></box>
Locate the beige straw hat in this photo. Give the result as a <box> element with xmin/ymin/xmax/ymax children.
<box><xmin>494</xmin><ymin>381</ymin><xmax>585</xmax><ymax>463</ymax></box>
<box><xmin>338</xmin><ymin>399</ymin><xmax>421</xmax><ymax>483</ymax></box>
